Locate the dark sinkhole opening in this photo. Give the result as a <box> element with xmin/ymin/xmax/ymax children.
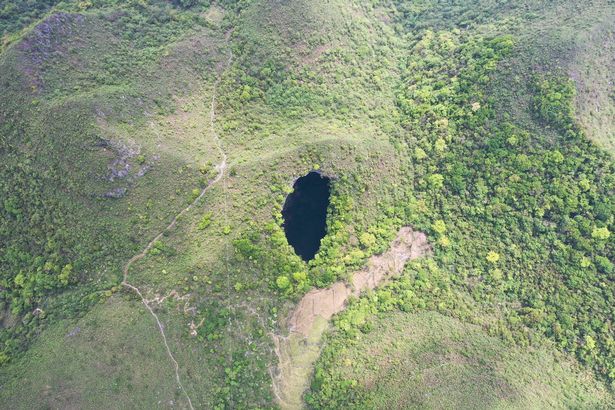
<box><xmin>282</xmin><ymin>171</ymin><xmax>331</xmax><ymax>262</ymax></box>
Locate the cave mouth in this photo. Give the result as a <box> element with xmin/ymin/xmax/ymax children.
<box><xmin>282</xmin><ymin>171</ymin><xmax>331</xmax><ymax>262</ymax></box>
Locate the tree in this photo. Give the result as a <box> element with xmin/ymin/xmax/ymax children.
<box><xmin>428</xmin><ymin>173</ymin><xmax>444</xmax><ymax>190</ymax></box>
<box><xmin>486</xmin><ymin>251</ymin><xmax>500</xmax><ymax>264</ymax></box>
<box><xmin>172</xmin><ymin>0</ymin><xmax>202</xmax><ymax>8</ymax></box>
<box><xmin>414</xmin><ymin>147</ymin><xmax>427</xmax><ymax>160</ymax></box>
<box><xmin>276</xmin><ymin>275</ymin><xmax>290</xmax><ymax>290</ymax></box>
<box><xmin>359</xmin><ymin>232</ymin><xmax>376</xmax><ymax>249</ymax></box>
<box><xmin>432</xmin><ymin>220</ymin><xmax>446</xmax><ymax>235</ymax></box>
<box><xmin>434</xmin><ymin>138</ymin><xmax>446</xmax><ymax>152</ymax></box>
<box><xmin>58</xmin><ymin>264</ymin><xmax>73</xmax><ymax>286</ymax></box>
<box><xmin>591</xmin><ymin>227</ymin><xmax>610</xmax><ymax>241</ymax></box>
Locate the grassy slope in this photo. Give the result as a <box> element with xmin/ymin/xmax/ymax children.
<box><xmin>308</xmin><ymin>0</ymin><xmax>615</xmax><ymax>408</ymax></box>
<box><xmin>0</xmin><ymin>2</ymin><xmax>238</xmax><ymax>408</ymax></box>
<box><xmin>0</xmin><ymin>4</ymin><xmax>228</xmax><ymax>303</ymax></box>
<box><xmin>1</xmin><ymin>1</ymin><xmax>410</xmax><ymax>408</ymax></box>
<box><xmin>306</xmin><ymin>257</ymin><xmax>613</xmax><ymax>408</ymax></box>
<box><xmin>314</xmin><ymin>311</ymin><xmax>609</xmax><ymax>409</ymax></box>
<box><xmin>570</xmin><ymin>14</ymin><xmax>615</xmax><ymax>155</ymax></box>
<box><xmin>0</xmin><ymin>0</ymin><xmax>613</xmax><ymax>409</ymax></box>
<box><xmin>484</xmin><ymin>0</ymin><xmax>615</xmax><ymax>155</ymax></box>
<box><xmin>0</xmin><ymin>297</ymin><xmax>184</xmax><ymax>409</ymax></box>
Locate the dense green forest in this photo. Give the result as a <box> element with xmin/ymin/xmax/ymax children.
<box><xmin>0</xmin><ymin>0</ymin><xmax>613</xmax><ymax>408</ymax></box>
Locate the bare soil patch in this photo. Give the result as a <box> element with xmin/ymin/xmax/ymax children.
<box><xmin>273</xmin><ymin>226</ymin><xmax>431</xmax><ymax>409</ymax></box>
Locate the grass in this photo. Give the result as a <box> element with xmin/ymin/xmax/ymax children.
<box><xmin>569</xmin><ymin>14</ymin><xmax>615</xmax><ymax>155</ymax></box>
<box><xmin>0</xmin><ymin>296</ymin><xmax>186</xmax><ymax>409</ymax></box>
<box><xmin>310</xmin><ymin>310</ymin><xmax>610</xmax><ymax>409</ymax></box>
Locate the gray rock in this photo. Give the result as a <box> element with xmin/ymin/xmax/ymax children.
<box><xmin>104</xmin><ymin>187</ymin><xmax>127</xmax><ymax>199</ymax></box>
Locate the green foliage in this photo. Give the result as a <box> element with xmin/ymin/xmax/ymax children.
<box><xmin>595</xmin><ymin>256</ymin><xmax>613</xmax><ymax>274</ymax></box>
<box><xmin>171</xmin><ymin>0</ymin><xmax>210</xmax><ymax>9</ymax></box>
<box><xmin>307</xmin><ymin>11</ymin><xmax>614</xmax><ymax>402</ymax></box>
<box><xmin>427</xmin><ymin>173</ymin><xmax>444</xmax><ymax>190</ymax></box>
<box><xmin>197</xmin><ymin>212</ymin><xmax>213</xmax><ymax>230</ymax></box>
<box><xmin>148</xmin><ymin>240</ymin><xmax>175</xmax><ymax>257</ymax></box>
<box><xmin>431</xmin><ymin>219</ymin><xmax>446</xmax><ymax>235</ymax></box>
<box><xmin>233</xmin><ymin>221</ymin><xmax>308</xmax><ymax>297</ymax></box>
<box><xmin>393</xmin><ymin>26</ymin><xmax>614</xmax><ymax>387</ymax></box>
<box><xmin>0</xmin><ymin>162</ymin><xmax>82</xmax><ymax>326</ymax></box>
<box><xmin>592</xmin><ymin>226</ymin><xmax>611</xmax><ymax>241</ymax></box>
<box><xmin>358</xmin><ymin>232</ymin><xmax>376</xmax><ymax>250</ymax></box>
<box><xmin>1</xmin><ymin>0</ymin><xmax>614</xmax><ymax>407</ymax></box>
<box><xmin>0</xmin><ymin>0</ymin><xmax>61</xmax><ymax>39</ymax></box>
<box><xmin>308</xmin><ymin>189</ymin><xmax>401</xmax><ymax>288</ymax></box>
<box><xmin>533</xmin><ymin>76</ymin><xmax>577</xmax><ymax>130</ymax></box>
<box><xmin>275</xmin><ymin>275</ymin><xmax>290</xmax><ymax>290</ymax></box>
<box><xmin>485</xmin><ymin>251</ymin><xmax>500</xmax><ymax>264</ymax></box>
<box><xmin>414</xmin><ymin>146</ymin><xmax>427</xmax><ymax>160</ymax></box>
<box><xmin>396</xmin><ymin>30</ymin><xmax>513</xmax><ymax>131</ymax></box>
<box><xmin>308</xmin><ymin>254</ymin><xmax>612</xmax><ymax>407</ymax></box>
<box><xmin>307</xmin><ymin>301</ymin><xmax>610</xmax><ymax>408</ymax></box>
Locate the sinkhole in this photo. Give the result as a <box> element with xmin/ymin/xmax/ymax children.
<box><xmin>282</xmin><ymin>171</ymin><xmax>331</xmax><ymax>261</ymax></box>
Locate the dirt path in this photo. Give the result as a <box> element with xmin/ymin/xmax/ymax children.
<box><xmin>120</xmin><ymin>38</ymin><xmax>233</xmax><ymax>410</ymax></box>
<box><xmin>271</xmin><ymin>227</ymin><xmax>431</xmax><ymax>409</ymax></box>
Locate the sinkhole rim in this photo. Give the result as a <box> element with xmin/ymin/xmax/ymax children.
<box><xmin>281</xmin><ymin>171</ymin><xmax>332</xmax><ymax>262</ymax></box>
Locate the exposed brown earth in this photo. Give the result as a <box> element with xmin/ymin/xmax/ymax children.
<box><xmin>272</xmin><ymin>226</ymin><xmax>431</xmax><ymax>409</ymax></box>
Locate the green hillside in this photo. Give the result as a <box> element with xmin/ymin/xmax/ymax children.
<box><xmin>0</xmin><ymin>0</ymin><xmax>613</xmax><ymax>409</ymax></box>
<box><xmin>309</xmin><ymin>310</ymin><xmax>609</xmax><ymax>408</ymax></box>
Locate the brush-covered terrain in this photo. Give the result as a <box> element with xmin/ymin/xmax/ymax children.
<box><xmin>0</xmin><ymin>0</ymin><xmax>613</xmax><ymax>409</ymax></box>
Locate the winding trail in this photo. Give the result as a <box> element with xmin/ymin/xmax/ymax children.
<box><xmin>121</xmin><ymin>38</ymin><xmax>233</xmax><ymax>410</ymax></box>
